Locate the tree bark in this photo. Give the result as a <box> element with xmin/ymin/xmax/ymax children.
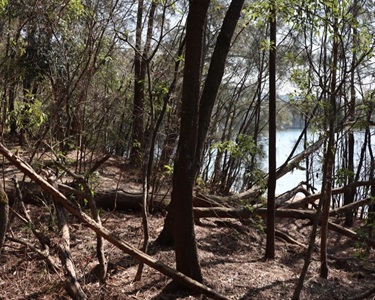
<box><xmin>157</xmin><ymin>0</ymin><xmax>246</xmax><ymax>250</ymax></box>
<box><xmin>0</xmin><ymin>185</ymin><xmax>9</xmax><ymax>254</ymax></box>
<box><xmin>343</xmin><ymin>1</ymin><xmax>358</xmax><ymax>227</ymax></box>
<box><xmin>47</xmin><ymin>175</ymin><xmax>87</xmax><ymax>300</ymax></box>
<box><xmin>320</xmin><ymin>14</ymin><xmax>339</xmax><ymax>279</ymax></box>
<box><xmin>266</xmin><ymin>0</ymin><xmax>277</xmax><ymax>260</ymax></box>
<box><xmin>195</xmin><ymin>0</ymin><xmax>246</xmax><ymax>173</ymax></box>
<box><xmin>130</xmin><ymin>0</ymin><xmax>146</xmax><ymax>165</ymax></box>
<box><xmin>170</xmin><ymin>0</ymin><xmax>210</xmax><ymax>283</ymax></box>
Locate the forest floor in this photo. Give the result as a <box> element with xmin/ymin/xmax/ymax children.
<box><xmin>0</xmin><ymin>152</ymin><xmax>375</xmax><ymax>299</ymax></box>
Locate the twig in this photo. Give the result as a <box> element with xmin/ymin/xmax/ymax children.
<box><xmin>77</xmin><ymin>176</ymin><xmax>108</xmax><ymax>283</ymax></box>
<box><xmin>6</xmin><ymin>235</ymin><xmax>61</xmax><ymax>273</ymax></box>
<box><xmin>347</xmin><ymin>286</ymin><xmax>375</xmax><ymax>300</ymax></box>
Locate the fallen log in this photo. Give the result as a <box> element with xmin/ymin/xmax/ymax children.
<box><xmin>193</xmin><ymin>193</ymin><xmax>230</xmax><ymax>207</ymax></box>
<box><xmin>284</xmin><ymin>180</ymin><xmax>375</xmax><ymax>209</ymax></box>
<box><xmin>275</xmin><ymin>230</ymin><xmax>307</xmax><ymax>248</ymax></box>
<box><xmin>276</xmin><ymin>184</ymin><xmax>311</xmax><ymax>207</ymax></box>
<box><xmin>198</xmin><ymin>186</ymin><xmax>263</xmax><ymax>207</ymax></box>
<box><xmin>193</xmin><ymin>139</ymin><xmax>324</xmax><ymax>208</ymax></box>
<box><xmin>193</xmin><ymin>207</ymin><xmax>316</xmax><ymax>221</ymax></box>
<box><xmin>50</xmin><ymin>176</ymin><xmax>87</xmax><ymax>300</ymax></box>
<box><xmin>193</xmin><ymin>207</ymin><xmax>375</xmax><ymax>248</ymax></box>
<box><xmin>3</xmin><ymin>179</ymin><xmax>145</xmax><ymax>211</ymax></box>
<box><xmin>327</xmin><ymin>222</ymin><xmax>375</xmax><ymax>248</ymax></box>
<box><xmin>0</xmin><ymin>143</ymin><xmax>230</xmax><ymax>300</ymax></box>
<box><xmin>329</xmin><ymin>197</ymin><xmax>372</xmax><ymax>217</ymax></box>
<box><xmin>94</xmin><ymin>190</ymin><xmax>143</xmax><ymax>210</ymax></box>
<box><xmin>276</xmin><ymin>138</ymin><xmax>324</xmax><ymax>180</ymax></box>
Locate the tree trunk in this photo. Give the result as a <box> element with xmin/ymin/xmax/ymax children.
<box><xmin>195</xmin><ymin>0</ymin><xmax>246</xmax><ymax>175</ymax></box>
<box><xmin>343</xmin><ymin>3</ymin><xmax>358</xmax><ymax>227</ymax></box>
<box><xmin>130</xmin><ymin>0</ymin><xmax>146</xmax><ymax>165</ymax></box>
<box><xmin>266</xmin><ymin>1</ymin><xmax>277</xmax><ymax>260</ymax></box>
<box><xmin>157</xmin><ymin>0</ymin><xmax>246</xmax><ymax>256</ymax></box>
<box><xmin>170</xmin><ymin>0</ymin><xmax>210</xmax><ymax>283</ymax></box>
<box><xmin>320</xmin><ymin>15</ymin><xmax>339</xmax><ymax>279</ymax></box>
<box><xmin>0</xmin><ymin>185</ymin><xmax>9</xmax><ymax>254</ymax></box>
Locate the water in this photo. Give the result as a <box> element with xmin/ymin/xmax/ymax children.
<box><xmin>205</xmin><ymin>128</ymin><xmax>373</xmax><ymax>195</ymax></box>
<box><xmin>273</xmin><ymin>129</ymin><xmax>320</xmax><ymax>194</ymax></box>
<box><xmin>273</xmin><ymin>129</ymin><xmax>375</xmax><ymax>195</ymax></box>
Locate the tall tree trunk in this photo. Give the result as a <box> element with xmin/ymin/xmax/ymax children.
<box><xmin>0</xmin><ymin>185</ymin><xmax>9</xmax><ymax>254</ymax></box>
<box><xmin>320</xmin><ymin>15</ymin><xmax>339</xmax><ymax>279</ymax></box>
<box><xmin>343</xmin><ymin>3</ymin><xmax>358</xmax><ymax>227</ymax></box>
<box><xmin>130</xmin><ymin>0</ymin><xmax>146</xmax><ymax>165</ymax></box>
<box><xmin>195</xmin><ymin>0</ymin><xmax>245</xmax><ymax>175</ymax></box>
<box><xmin>171</xmin><ymin>0</ymin><xmax>210</xmax><ymax>283</ymax></box>
<box><xmin>157</xmin><ymin>0</ymin><xmax>245</xmax><ymax>246</ymax></box>
<box><xmin>266</xmin><ymin>1</ymin><xmax>277</xmax><ymax>260</ymax></box>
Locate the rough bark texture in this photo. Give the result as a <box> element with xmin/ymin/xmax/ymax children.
<box><xmin>47</xmin><ymin>176</ymin><xmax>87</xmax><ymax>300</ymax></box>
<box><xmin>130</xmin><ymin>0</ymin><xmax>146</xmax><ymax>165</ymax></box>
<box><xmin>0</xmin><ymin>185</ymin><xmax>9</xmax><ymax>253</ymax></box>
<box><xmin>320</xmin><ymin>15</ymin><xmax>339</xmax><ymax>279</ymax></box>
<box><xmin>195</xmin><ymin>0</ymin><xmax>246</xmax><ymax>173</ymax></box>
<box><xmin>266</xmin><ymin>2</ymin><xmax>277</xmax><ymax>260</ymax></box>
<box><xmin>170</xmin><ymin>0</ymin><xmax>210</xmax><ymax>283</ymax></box>
<box><xmin>156</xmin><ymin>0</ymin><xmax>246</xmax><ymax>252</ymax></box>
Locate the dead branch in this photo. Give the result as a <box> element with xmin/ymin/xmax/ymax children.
<box><xmin>347</xmin><ymin>286</ymin><xmax>375</xmax><ymax>300</ymax></box>
<box><xmin>327</xmin><ymin>222</ymin><xmax>375</xmax><ymax>248</ymax></box>
<box><xmin>329</xmin><ymin>197</ymin><xmax>372</xmax><ymax>217</ymax></box>
<box><xmin>87</xmin><ymin>153</ymin><xmax>111</xmax><ymax>175</ymax></box>
<box><xmin>135</xmin><ymin>164</ymin><xmax>150</xmax><ymax>281</ymax></box>
<box><xmin>78</xmin><ymin>177</ymin><xmax>107</xmax><ymax>283</ymax></box>
<box><xmin>45</xmin><ymin>174</ymin><xmax>87</xmax><ymax>300</ymax></box>
<box><xmin>276</xmin><ymin>184</ymin><xmax>311</xmax><ymax>207</ymax></box>
<box><xmin>193</xmin><ymin>206</ymin><xmax>375</xmax><ymax>248</ymax></box>
<box><xmin>0</xmin><ymin>143</ymin><xmax>230</xmax><ymax>300</ymax></box>
<box><xmin>193</xmin><ymin>207</ymin><xmax>316</xmax><ymax>221</ymax></box>
<box><xmin>6</xmin><ymin>235</ymin><xmax>61</xmax><ymax>272</ymax></box>
<box><xmin>10</xmin><ymin>178</ymin><xmax>51</xmax><ymax>249</ymax></box>
<box><xmin>198</xmin><ymin>186</ymin><xmax>263</xmax><ymax>208</ymax></box>
<box><xmin>195</xmin><ymin>140</ymin><xmax>324</xmax><ymax>208</ymax></box>
<box><xmin>9</xmin><ymin>206</ymin><xmax>51</xmax><ymax>256</ymax></box>
<box><xmin>194</xmin><ymin>193</ymin><xmax>230</xmax><ymax>207</ymax></box>
<box><xmin>275</xmin><ymin>230</ymin><xmax>307</xmax><ymax>249</ymax></box>
<box><xmin>276</xmin><ymin>138</ymin><xmax>324</xmax><ymax>180</ymax></box>
<box><xmin>284</xmin><ymin>180</ymin><xmax>375</xmax><ymax>209</ymax></box>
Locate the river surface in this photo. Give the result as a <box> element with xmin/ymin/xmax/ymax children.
<box><xmin>273</xmin><ymin>128</ymin><xmax>374</xmax><ymax>194</ymax></box>
<box><xmin>272</xmin><ymin>129</ymin><xmax>320</xmax><ymax>194</ymax></box>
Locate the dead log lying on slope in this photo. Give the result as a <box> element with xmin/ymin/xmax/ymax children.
<box><xmin>284</xmin><ymin>180</ymin><xmax>375</xmax><ymax>209</ymax></box>
<box><xmin>193</xmin><ymin>204</ymin><xmax>375</xmax><ymax>248</ymax></box>
<box><xmin>193</xmin><ymin>206</ymin><xmax>316</xmax><ymax>221</ymax></box>
<box><xmin>0</xmin><ymin>143</ymin><xmax>230</xmax><ymax>300</ymax></box>
<box><xmin>3</xmin><ymin>179</ymin><xmax>145</xmax><ymax>211</ymax></box>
